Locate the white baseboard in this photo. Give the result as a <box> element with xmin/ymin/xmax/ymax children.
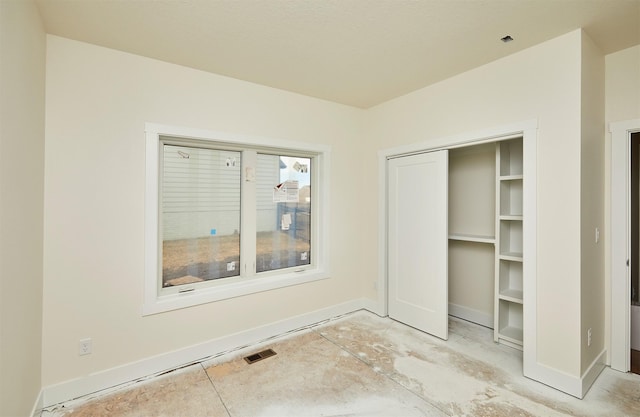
<box><xmin>448</xmin><ymin>303</ymin><xmax>493</xmax><ymax>328</ymax></box>
<box><xmin>581</xmin><ymin>349</ymin><xmax>606</xmax><ymax>398</ymax></box>
<box><xmin>524</xmin><ymin>361</ymin><xmax>583</xmax><ymax>399</ymax></box>
<box><xmin>524</xmin><ymin>349</ymin><xmax>607</xmax><ymax>399</ymax></box>
<box><xmin>42</xmin><ymin>299</ymin><xmax>366</xmax><ymax>408</ymax></box>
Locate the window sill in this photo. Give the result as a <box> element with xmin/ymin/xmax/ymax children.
<box><xmin>142</xmin><ymin>267</ymin><xmax>330</xmax><ymax>316</ymax></box>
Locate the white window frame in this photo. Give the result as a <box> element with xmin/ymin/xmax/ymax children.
<box><xmin>144</xmin><ymin>123</ymin><xmax>331</xmax><ymax>315</ymax></box>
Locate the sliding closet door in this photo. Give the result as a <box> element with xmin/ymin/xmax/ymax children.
<box><xmin>388</xmin><ymin>150</ymin><xmax>448</xmax><ymax>340</ymax></box>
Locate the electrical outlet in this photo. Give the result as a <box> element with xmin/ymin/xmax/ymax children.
<box><xmin>587</xmin><ymin>328</ymin><xmax>592</xmax><ymax>347</ymax></box>
<box><xmin>226</xmin><ymin>261</ymin><xmax>235</xmax><ymax>271</ymax></box>
<box><xmin>79</xmin><ymin>338</ymin><xmax>92</xmax><ymax>356</ymax></box>
<box><xmin>301</xmin><ymin>252</ymin><xmax>308</xmax><ymax>261</ymax></box>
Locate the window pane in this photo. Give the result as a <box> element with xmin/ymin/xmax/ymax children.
<box><xmin>161</xmin><ymin>144</ymin><xmax>241</xmax><ymax>288</ymax></box>
<box><xmin>256</xmin><ymin>154</ymin><xmax>311</xmax><ymax>273</ymax></box>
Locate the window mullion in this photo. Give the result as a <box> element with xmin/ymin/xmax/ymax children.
<box><xmin>241</xmin><ymin>150</ymin><xmax>257</xmax><ymax>276</ymax></box>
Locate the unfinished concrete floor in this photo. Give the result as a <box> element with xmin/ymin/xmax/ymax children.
<box><xmin>41</xmin><ymin>311</ymin><xmax>640</xmax><ymax>417</ymax></box>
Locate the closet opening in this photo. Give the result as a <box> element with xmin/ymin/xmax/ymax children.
<box><xmin>386</xmin><ymin>135</ymin><xmax>525</xmax><ymax>352</ymax></box>
<box><xmin>378</xmin><ymin>121</ymin><xmax>538</xmax><ymax>385</ymax></box>
<box><xmin>448</xmin><ymin>139</ymin><xmax>524</xmax><ymax>350</ymax></box>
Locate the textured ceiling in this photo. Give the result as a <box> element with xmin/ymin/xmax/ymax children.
<box><xmin>35</xmin><ymin>0</ymin><xmax>640</xmax><ymax>108</ymax></box>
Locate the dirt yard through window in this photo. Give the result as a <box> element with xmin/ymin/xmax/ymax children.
<box><xmin>163</xmin><ymin>231</ymin><xmax>310</xmax><ymax>287</ymax></box>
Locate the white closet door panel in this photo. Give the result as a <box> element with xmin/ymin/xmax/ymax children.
<box><xmin>388</xmin><ymin>150</ymin><xmax>448</xmax><ymax>340</ymax></box>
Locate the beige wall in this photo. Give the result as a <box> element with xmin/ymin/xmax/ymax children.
<box><xmin>579</xmin><ymin>32</ymin><xmax>605</xmax><ymax>374</ymax></box>
<box><xmin>365</xmin><ymin>31</ymin><xmax>584</xmax><ymax>376</ymax></box>
<box><xmin>0</xmin><ymin>0</ymin><xmax>46</xmax><ymax>415</ymax></box>
<box><xmin>605</xmin><ymin>45</ymin><xmax>640</xmax><ymax>123</ymax></box>
<box><xmin>41</xmin><ymin>36</ymin><xmax>367</xmax><ymax>386</ymax></box>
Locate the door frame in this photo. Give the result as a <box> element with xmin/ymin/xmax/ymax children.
<box><xmin>375</xmin><ymin>119</ymin><xmax>537</xmax><ymax>375</ymax></box>
<box><xmin>610</xmin><ymin>118</ymin><xmax>640</xmax><ymax>372</ymax></box>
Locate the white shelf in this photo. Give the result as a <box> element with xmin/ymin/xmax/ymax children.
<box><xmin>500</xmin><ymin>174</ymin><xmax>523</xmax><ymax>181</ymax></box>
<box><xmin>499</xmin><ymin>215</ymin><xmax>523</xmax><ymax>221</ymax></box>
<box><xmin>448</xmin><ymin>233</ymin><xmax>495</xmax><ymax>244</ymax></box>
<box><xmin>499</xmin><ymin>252</ymin><xmax>523</xmax><ymax>262</ymax></box>
<box><xmin>499</xmin><ymin>289</ymin><xmax>523</xmax><ymax>303</ymax></box>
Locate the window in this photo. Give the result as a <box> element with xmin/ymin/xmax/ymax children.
<box><xmin>161</xmin><ymin>144</ymin><xmax>242</xmax><ymax>289</ymax></box>
<box><xmin>144</xmin><ymin>124</ymin><xmax>330</xmax><ymax>315</ymax></box>
<box><xmin>256</xmin><ymin>153</ymin><xmax>311</xmax><ymax>273</ymax></box>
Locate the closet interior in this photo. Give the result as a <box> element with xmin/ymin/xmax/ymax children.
<box><xmin>448</xmin><ymin>138</ymin><xmax>524</xmax><ymax>349</ymax></box>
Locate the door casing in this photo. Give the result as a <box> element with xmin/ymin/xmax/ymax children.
<box><xmin>610</xmin><ymin>119</ymin><xmax>640</xmax><ymax>372</ymax></box>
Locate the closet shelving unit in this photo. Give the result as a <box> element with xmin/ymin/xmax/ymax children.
<box><xmin>494</xmin><ymin>139</ymin><xmax>524</xmax><ymax>349</ymax></box>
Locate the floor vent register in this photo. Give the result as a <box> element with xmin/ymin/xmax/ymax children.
<box><xmin>244</xmin><ymin>348</ymin><xmax>277</xmax><ymax>364</ymax></box>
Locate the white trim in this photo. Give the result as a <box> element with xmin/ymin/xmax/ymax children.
<box><xmin>448</xmin><ymin>303</ymin><xmax>494</xmax><ymax>328</ymax></box>
<box><xmin>609</xmin><ymin>118</ymin><xmax>640</xmax><ymax>371</ymax></box>
<box><xmin>379</xmin><ymin>120</ymin><xmax>537</xmax><ymax>159</ymax></box>
<box><xmin>145</xmin><ymin>123</ymin><xmax>331</xmax><ymax>154</ymax></box>
<box><xmin>377</xmin><ymin>120</ymin><xmax>544</xmax><ymax>386</ymax></box>
<box><xmin>521</xmin><ymin>349</ymin><xmax>605</xmax><ymax>399</ymax></box>
<box><xmin>143</xmin><ymin>123</ymin><xmax>331</xmax><ymax>315</ymax></box>
<box><xmin>581</xmin><ymin>349</ymin><xmax>606</xmax><ymax>398</ymax></box>
<box><xmin>523</xmin><ymin>360</ymin><xmax>583</xmax><ymax>399</ymax></box>
<box><xmin>376</xmin><ymin>151</ymin><xmax>389</xmax><ymax>317</ymax></box>
<box><xmin>144</xmin><ymin>272</ymin><xmax>332</xmax><ymax>316</ymax></box>
<box><xmin>521</xmin><ymin>125</ymin><xmax>538</xmax><ymax>384</ymax></box>
<box><xmin>41</xmin><ymin>299</ymin><xmax>366</xmax><ymax>408</ymax></box>
<box><xmin>144</xmin><ymin>128</ymin><xmax>160</xmax><ymax>312</ymax></box>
